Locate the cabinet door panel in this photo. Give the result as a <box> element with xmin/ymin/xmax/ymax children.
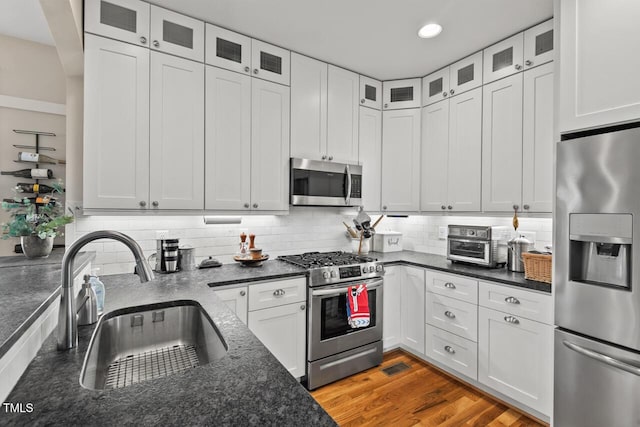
<box><xmin>422</xmin><ymin>67</ymin><xmax>450</xmax><ymax>106</ymax></box>
<box><xmin>251</xmin><ymin>39</ymin><xmax>290</xmax><ymax>86</ymax></box>
<box><xmin>483</xmin><ymin>33</ymin><xmax>524</xmax><ymax>84</ymax></box>
<box><xmin>359</xmin><ymin>107</ymin><xmax>382</xmax><ymax>212</ymax></box>
<box><xmin>383</xmin><ymin>79</ymin><xmax>421</xmax><ymax>110</ymax></box>
<box><xmin>290</xmin><ymin>53</ymin><xmax>327</xmax><ymax>160</ymax></box>
<box><xmin>248</xmin><ymin>277</ymin><xmax>306</xmax><ymax>311</ymax></box>
<box><xmin>426</xmin><ymin>292</ymin><xmax>478</xmax><ymax>342</ymax></box>
<box><xmin>85</xmin><ymin>0</ymin><xmax>149</xmax><ymax>46</ymax></box>
<box><xmin>214</xmin><ymin>286</ymin><xmax>248</xmax><ymax>325</ymax></box>
<box><xmin>360</xmin><ymin>75</ymin><xmax>382</xmax><ymax>110</ymax></box>
<box><xmin>420</xmin><ymin>100</ymin><xmax>449</xmax><ymax>211</ymax></box>
<box><xmin>382</xmin><ymin>266</ymin><xmax>402</xmax><ymax>350</ymax></box>
<box><xmin>205</xmin><ymin>24</ymin><xmax>252</xmax><ymax>74</ymax></box>
<box><xmin>522</xmin><ymin>62</ymin><xmax>554</xmax><ymax>213</ymax></box>
<box><xmin>523</xmin><ymin>19</ymin><xmax>554</xmax><ymax>70</ymax></box>
<box><xmin>84</xmin><ymin>34</ymin><xmax>150</xmax><ymax>210</ymax></box>
<box><xmin>381</xmin><ymin>109</ymin><xmax>421</xmax><ymax>212</ymax></box>
<box><xmin>425</xmin><ymin>270</ymin><xmax>478</xmax><ymax>304</ymax></box>
<box><xmin>401</xmin><ymin>267</ymin><xmax>425</xmax><ymax>354</ymax></box>
<box><xmin>150</xmin><ymin>6</ymin><xmax>204</xmax><ymax>62</ymax></box>
<box><xmin>450</xmin><ymin>51</ymin><xmax>483</xmax><ymax>96</ymax></box>
<box><xmin>478</xmin><ymin>281</ymin><xmax>553</xmax><ymax>324</ymax></box>
<box><xmin>248</xmin><ymin>303</ymin><xmax>306</xmax><ymax>378</ymax></box>
<box><xmin>149</xmin><ymin>52</ymin><xmax>204</xmax><ymax>210</ymax></box>
<box><xmin>251</xmin><ymin>79</ymin><xmax>290</xmax><ymax>211</ymax></box>
<box><xmin>478</xmin><ymin>307</ymin><xmax>553</xmax><ymax>415</ymax></box>
<box><xmin>205</xmin><ymin>66</ymin><xmax>251</xmax><ymax>210</ymax></box>
<box><xmin>448</xmin><ymin>87</ymin><xmax>482</xmax><ymax>212</ymax></box>
<box><xmin>328</xmin><ymin>65</ymin><xmax>359</xmax><ymax>163</ymax></box>
<box><xmin>482</xmin><ymin>73</ymin><xmax>523</xmax><ymax>212</ymax></box>
<box><xmin>425</xmin><ymin>324</ymin><xmax>478</xmax><ymax>380</ymax></box>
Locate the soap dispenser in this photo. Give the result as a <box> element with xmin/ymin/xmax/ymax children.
<box><xmin>76</xmin><ymin>275</ymin><xmax>98</xmax><ymax>325</ymax></box>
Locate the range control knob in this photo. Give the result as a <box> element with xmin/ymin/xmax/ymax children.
<box><xmin>330</xmin><ymin>270</ymin><xmax>338</xmax><ymax>278</ymax></box>
<box><xmin>369</xmin><ymin>266</ymin><xmax>375</xmax><ymax>273</ymax></box>
<box><xmin>362</xmin><ymin>267</ymin><xmax>367</xmax><ymax>274</ymax></box>
<box><xmin>376</xmin><ymin>265</ymin><xmax>383</xmax><ymax>272</ymax></box>
<box><xmin>322</xmin><ymin>271</ymin><xmax>330</xmax><ymax>279</ymax></box>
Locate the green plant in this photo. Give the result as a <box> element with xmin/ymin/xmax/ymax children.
<box><xmin>1</xmin><ymin>182</ymin><xmax>73</xmax><ymax>240</ymax></box>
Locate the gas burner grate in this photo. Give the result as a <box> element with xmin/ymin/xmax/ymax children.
<box><xmin>278</xmin><ymin>251</ymin><xmax>376</xmax><ymax>269</ymax></box>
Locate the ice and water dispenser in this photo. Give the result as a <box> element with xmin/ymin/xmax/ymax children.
<box><xmin>569</xmin><ymin>214</ymin><xmax>632</xmax><ymax>289</ymax></box>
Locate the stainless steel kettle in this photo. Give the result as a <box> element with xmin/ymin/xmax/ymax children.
<box><xmin>507</xmin><ymin>234</ymin><xmax>534</xmax><ymax>272</ymax></box>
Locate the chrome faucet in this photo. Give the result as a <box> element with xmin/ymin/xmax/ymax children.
<box><xmin>57</xmin><ymin>230</ymin><xmax>155</xmax><ymax>350</ymax></box>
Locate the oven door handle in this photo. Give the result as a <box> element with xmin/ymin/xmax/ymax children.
<box><xmin>562</xmin><ymin>340</ymin><xmax>640</xmax><ymax>376</ymax></box>
<box><xmin>312</xmin><ymin>278</ymin><xmax>383</xmax><ymax>296</ymax></box>
<box><xmin>345</xmin><ymin>164</ymin><xmax>352</xmax><ymax>206</ymax></box>
<box><xmin>449</xmin><ymin>238</ymin><xmax>487</xmax><ymax>244</ymax></box>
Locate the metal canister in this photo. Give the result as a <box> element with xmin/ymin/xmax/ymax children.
<box><xmin>507</xmin><ymin>235</ymin><xmax>534</xmax><ymax>272</ymax></box>
<box><xmin>178</xmin><ymin>246</ymin><xmax>197</xmax><ymax>271</ymax></box>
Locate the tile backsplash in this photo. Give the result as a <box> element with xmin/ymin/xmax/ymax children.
<box><xmin>69</xmin><ymin>209</ymin><xmax>552</xmax><ymax>275</ymax></box>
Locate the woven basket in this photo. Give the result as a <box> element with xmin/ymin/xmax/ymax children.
<box><xmin>522</xmin><ymin>252</ymin><xmax>552</xmax><ymax>284</ymax></box>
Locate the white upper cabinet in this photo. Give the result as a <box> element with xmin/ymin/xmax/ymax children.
<box><xmin>421</xmin><ymin>100</ymin><xmax>449</xmax><ymax>211</ymax></box>
<box><xmin>422</xmin><ymin>67</ymin><xmax>450</xmax><ymax>106</ymax></box>
<box><xmin>149</xmin><ymin>52</ymin><xmax>205</xmax><ymax>210</ymax></box>
<box><xmin>482</xmin><ymin>73</ymin><xmax>523</xmax><ymax>212</ymax></box>
<box><xmin>150</xmin><ymin>6</ymin><xmax>204</xmax><ymax>62</ymax></box>
<box><xmin>85</xmin><ymin>0</ymin><xmax>150</xmax><ymax>46</ymax></box>
<box><xmin>383</xmin><ymin>79</ymin><xmax>421</xmax><ymax>110</ymax></box>
<box><xmin>449</xmin><ymin>52</ymin><xmax>483</xmax><ymax>96</ymax></box>
<box><xmin>381</xmin><ymin>108</ymin><xmax>421</xmax><ymax>212</ymax></box>
<box><xmin>559</xmin><ymin>0</ymin><xmax>640</xmax><ymax>132</ymax></box>
<box><xmin>204</xmin><ymin>66</ymin><xmax>252</xmax><ymax>210</ymax></box>
<box><xmin>250</xmin><ymin>79</ymin><xmax>290</xmax><ymax>211</ymax></box>
<box><xmin>523</xmin><ymin>19</ymin><xmax>554</xmax><ymax>70</ymax></box>
<box><xmin>327</xmin><ymin>65</ymin><xmax>359</xmax><ymax>163</ymax></box>
<box><xmin>205</xmin><ymin>24</ymin><xmax>252</xmax><ymax>74</ymax></box>
<box><xmin>483</xmin><ymin>33</ymin><xmax>524</xmax><ymax>84</ymax></box>
<box><xmin>83</xmin><ymin>34</ymin><xmax>150</xmax><ymax>210</ymax></box>
<box><xmin>251</xmin><ymin>39</ymin><xmax>290</xmax><ymax>86</ymax></box>
<box><xmin>359</xmin><ymin>107</ymin><xmax>382</xmax><ymax>212</ymax></box>
<box><xmin>290</xmin><ymin>53</ymin><xmax>328</xmax><ymax>161</ymax></box>
<box><xmin>522</xmin><ymin>62</ymin><xmax>554</xmax><ymax>213</ymax></box>
<box><xmin>359</xmin><ymin>75</ymin><xmax>382</xmax><ymax>110</ymax></box>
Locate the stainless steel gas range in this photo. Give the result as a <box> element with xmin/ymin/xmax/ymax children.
<box><xmin>279</xmin><ymin>251</ymin><xmax>384</xmax><ymax>390</ymax></box>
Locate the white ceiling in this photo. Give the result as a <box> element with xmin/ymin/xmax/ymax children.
<box><xmin>0</xmin><ymin>0</ymin><xmax>553</xmax><ymax>80</ymax></box>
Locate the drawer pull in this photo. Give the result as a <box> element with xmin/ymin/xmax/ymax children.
<box><xmin>444</xmin><ymin>310</ymin><xmax>456</xmax><ymax>319</ymax></box>
<box><xmin>444</xmin><ymin>345</ymin><xmax>456</xmax><ymax>354</ymax></box>
<box><xmin>504</xmin><ymin>315</ymin><xmax>520</xmax><ymax>324</ymax></box>
<box><xmin>273</xmin><ymin>289</ymin><xmax>286</xmax><ymax>297</ymax></box>
<box><xmin>505</xmin><ymin>296</ymin><xmax>520</xmax><ymax>304</ymax></box>
<box><xmin>444</xmin><ymin>282</ymin><xmax>456</xmax><ymax>289</ymax></box>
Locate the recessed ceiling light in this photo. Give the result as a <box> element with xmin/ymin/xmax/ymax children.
<box><xmin>418</xmin><ymin>23</ymin><xmax>442</xmax><ymax>39</ymax></box>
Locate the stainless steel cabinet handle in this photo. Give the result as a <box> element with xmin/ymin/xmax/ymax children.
<box><xmin>382</xmin><ymin>205</ymin><xmax>387</xmax><ymax>210</ymax></box>
<box><xmin>443</xmin><ymin>92</ymin><xmax>448</xmax><ymax>97</ymax></box>
<box><xmin>505</xmin><ymin>296</ymin><xmax>520</xmax><ymax>304</ymax></box>
<box><xmin>239</xmin><ymin>290</ymin><xmax>246</xmax><ymax>296</ymax></box>
<box><xmin>450</xmin><ymin>89</ymin><xmax>455</xmax><ymax>95</ymax></box>
<box><xmin>444</xmin><ymin>282</ymin><xmax>456</xmax><ymax>289</ymax></box>
<box><xmin>444</xmin><ymin>310</ymin><xmax>456</xmax><ymax>319</ymax></box>
<box><xmin>253</xmin><ymin>203</ymin><xmax>258</xmax><ymax>208</ymax></box>
<box><xmin>152</xmin><ymin>201</ymin><xmax>159</xmax><ymax>207</ymax></box>
<box><xmin>140</xmin><ymin>36</ymin><xmax>147</xmax><ymax>44</ymax></box>
<box><xmin>444</xmin><ymin>345</ymin><xmax>455</xmax><ymax>354</ymax></box>
<box><xmin>515</xmin><ymin>64</ymin><xmax>522</xmax><ymax>70</ymax></box>
<box><xmin>563</xmin><ymin>340</ymin><xmax>640</xmax><ymax>376</ymax></box>
<box><xmin>384</xmin><ymin>103</ymin><xmax>388</xmax><ymax>108</ymax></box>
<box><xmin>525</xmin><ymin>60</ymin><xmax>533</xmax><ymax>66</ymax></box>
<box><xmin>447</xmin><ymin>205</ymin><xmax>453</xmax><ymax>210</ymax></box>
<box><xmin>244</xmin><ymin>203</ymin><xmax>250</xmax><ymax>208</ymax></box>
<box><xmin>504</xmin><ymin>315</ymin><xmax>520</xmax><ymax>324</ymax></box>
<box><xmin>328</xmin><ymin>156</ymin><xmax>333</xmax><ymax>161</ymax></box>
<box><xmin>244</xmin><ymin>66</ymin><xmax>250</xmax><ymax>73</ymax></box>
<box><xmin>513</xmin><ymin>204</ymin><xmax>519</xmax><ymax>211</ymax></box>
<box><xmin>273</xmin><ymin>289</ymin><xmax>285</xmax><ymax>297</ymax></box>
<box><xmin>441</xmin><ymin>205</ymin><xmax>446</xmax><ymax>210</ymax></box>
<box><xmin>321</xmin><ymin>155</ymin><xmax>327</xmax><ymax>160</ymax></box>
<box><xmin>523</xmin><ymin>204</ymin><xmax>530</xmax><ymax>210</ymax></box>
<box><xmin>361</xmin><ymin>99</ymin><xmax>365</xmax><ymax>104</ymax></box>
<box><xmin>300</xmin><ymin>305</ymin><xmax>306</xmax><ymax>310</ymax></box>
<box><xmin>253</xmin><ymin>68</ymin><xmax>259</xmax><ymax>75</ymax></box>
<box><xmin>139</xmin><ymin>201</ymin><xmax>147</xmax><ymax>207</ymax></box>
<box><xmin>153</xmin><ymin>40</ymin><xmax>160</xmax><ymax>48</ymax></box>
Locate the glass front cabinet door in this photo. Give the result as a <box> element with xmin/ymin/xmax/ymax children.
<box><xmin>85</xmin><ymin>0</ymin><xmax>150</xmax><ymax>46</ymax></box>
<box><xmin>524</xmin><ymin>19</ymin><xmax>554</xmax><ymax>70</ymax></box>
<box><xmin>422</xmin><ymin>67</ymin><xmax>450</xmax><ymax>106</ymax></box>
<box><xmin>383</xmin><ymin>79</ymin><xmax>421</xmax><ymax>110</ymax></box>
<box><xmin>251</xmin><ymin>40</ymin><xmax>291</xmax><ymax>86</ymax></box>
<box><xmin>360</xmin><ymin>75</ymin><xmax>382</xmax><ymax>110</ymax></box>
<box><xmin>205</xmin><ymin>24</ymin><xmax>252</xmax><ymax>74</ymax></box>
<box><xmin>449</xmin><ymin>51</ymin><xmax>483</xmax><ymax>96</ymax></box>
<box><xmin>150</xmin><ymin>6</ymin><xmax>204</xmax><ymax>62</ymax></box>
<box><xmin>483</xmin><ymin>33</ymin><xmax>524</xmax><ymax>84</ymax></box>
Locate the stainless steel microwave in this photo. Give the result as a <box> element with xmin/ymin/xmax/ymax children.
<box><xmin>290</xmin><ymin>158</ymin><xmax>362</xmax><ymax>207</ymax></box>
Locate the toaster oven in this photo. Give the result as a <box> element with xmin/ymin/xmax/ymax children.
<box><xmin>447</xmin><ymin>225</ymin><xmax>510</xmax><ymax>268</ymax></box>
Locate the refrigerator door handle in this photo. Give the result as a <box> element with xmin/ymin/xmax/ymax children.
<box><xmin>563</xmin><ymin>340</ymin><xmax>640</xmax><ymax>376</ymax></box>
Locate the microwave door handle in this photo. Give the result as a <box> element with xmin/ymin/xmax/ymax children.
<box><xmin>345</xmin><ymin>164</ymin><xmax>352</xmax><ymax>205</ymax></box>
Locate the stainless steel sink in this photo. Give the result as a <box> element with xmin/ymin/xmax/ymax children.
<box><xmin>80</xmin><ymin>300</ymin><xmax>227</xmax><ymax>390</ymax></box>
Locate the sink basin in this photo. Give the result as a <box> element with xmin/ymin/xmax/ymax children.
<box><xmin>80</xmin><ymin>300</ymin><xmax>227</xmax><ymax>390</ymax></box>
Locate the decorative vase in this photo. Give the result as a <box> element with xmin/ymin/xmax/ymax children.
<box><xmin>21</xmin><ymin>235</ymin><xmax>54</xmax><ymax>259</ymax></box>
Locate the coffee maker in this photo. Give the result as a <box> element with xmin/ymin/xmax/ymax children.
<box><xmin>154</xmin><ymin>238</ymin><xmax>180</xmax><ymax>273</ymax></box>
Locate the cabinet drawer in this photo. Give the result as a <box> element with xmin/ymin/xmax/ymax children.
<box><xmin>478</xmin><ymin>281</ymin><xmax>552</xmax><ymax>324</ymax></box>
<box><xmin>426</xmin><ymin>292</ymin><xmax>478</xmax><ymax>342</ymax></box>
<box><xmin>425</xmin><ymin>270</ymin><xmax>478</xmax><ymax>304</ymax></box>
<box><xmin>248</xmin><ymin>277</ymin><xmax>306</xmax><ymax>310</ymax></box>
<box><xmin>425</xmin><ymin>325</ymin><xmax>477</xmax><ymax>380</ymax></box>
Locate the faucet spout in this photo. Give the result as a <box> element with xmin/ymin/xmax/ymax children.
<box><xmin>57</xmin><ymin>230</ymin><xmax>155</xmax><ymax>350</ymax></box>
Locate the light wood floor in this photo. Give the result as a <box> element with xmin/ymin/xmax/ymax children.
<box><xmin>311</xmin><ymin>350</ymin><xmax>547</xmax><ymax>427</ymax></box>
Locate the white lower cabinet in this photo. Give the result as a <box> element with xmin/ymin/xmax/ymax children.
<box><xmin>213</xmin><ymin>286</ymin><xmax>248</xmax><ymax>325</ymax></box>
<box><xmin>425</xmin><ymin>324</ymin><xmax>478</xmax><ymax>380</ymax></box>
<box><xmin>477</xmin><ymin>306</ymin><xmax>553</xmax><ymax>416</ymax></box>
<box><xmin>401</xmin><ymin>266</ymin><xmax>425</xmax><ymax>354</ymax></box>
<box><xmin>382</xmin><ymin>266</ymin><xmax>402</xmax><ymax>350</ymax></box>
<box><xmin>426</xmin><ymin>292</ymin><xmax>478</xmax><ymax>342</ymax></box>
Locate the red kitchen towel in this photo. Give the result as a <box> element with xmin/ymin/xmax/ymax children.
<box><xmin>347</xmin><ymin>284</ymin><xmax>370</xmax><ymax>328</ymax></box>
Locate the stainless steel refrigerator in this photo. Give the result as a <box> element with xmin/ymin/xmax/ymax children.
<box><xmin>555</xmin><ymin>126</ymin><xmax>640</xmax><ymax>427</ymax></box>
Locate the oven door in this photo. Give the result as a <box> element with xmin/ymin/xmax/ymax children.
<box><xmin>447</xmin><ymin>238</ymin><xmax>491</xmax><ymax>265</ymax></box>
<box><xmin>308</xmin><ymin>277</ymin><xmax>383</xmax><ymax>361</ymax></box>
<box><xmin>290</xmin><ymin>158</ymin><xmax>362</xmax><ymax>206</ymax></box>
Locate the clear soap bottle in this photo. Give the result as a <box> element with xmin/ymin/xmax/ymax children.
<box><xmin>89</xmin><ymin>268</ymin><xmax>105</xmax><ymax>315</ymax></box>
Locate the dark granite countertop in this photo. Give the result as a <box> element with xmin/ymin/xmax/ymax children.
<box><xmin>371</xmin><ymin>251</ymin><xmax>552</xmax><ymax>293</ymax></box>
<box><xmin>3</xmin><ymin>270</ymin><xmax>335</xmax><ymax>426</ymax></box>
<box><xmin>0</xmin><ymin>251</ymin><xmax>95</xmax><ymax>358</ymax></box>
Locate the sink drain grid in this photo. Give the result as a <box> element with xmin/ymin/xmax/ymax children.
<box><xmin>105</xmin><ymin>344</ymin><xmax>200</xmax><ymax>389</ymax></box>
